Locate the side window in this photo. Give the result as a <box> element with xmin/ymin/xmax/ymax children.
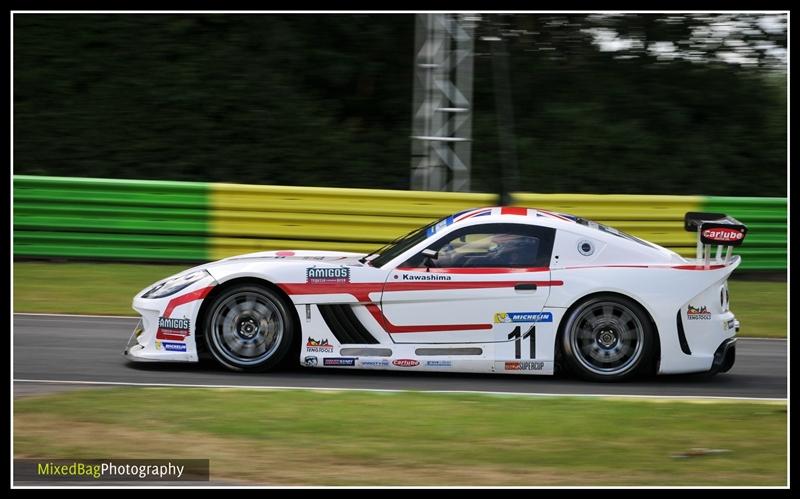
<box><xmin>402</xmin><ymin>223</ymin><xmax>555</xmax><ymax>268</ymax></box>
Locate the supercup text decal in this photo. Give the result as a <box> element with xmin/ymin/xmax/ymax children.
<box><xmin>306</xmin><ymin>266</ymin><xmax>350</xmax><ymax>284</ymax></box>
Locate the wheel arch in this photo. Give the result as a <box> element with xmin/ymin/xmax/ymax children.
<box><xmin>554</xmin><ymin>290</ymin><xmax>661</xmax><ymax>375</ymax></box>
<box><xmin>195</xmin><ymin>276</ymin><xmax>302</xmax><ymax>356</ymax></box>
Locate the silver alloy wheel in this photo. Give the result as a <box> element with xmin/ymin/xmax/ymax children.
<box><xmin>569</xmin><ymin>300</ymin><xmax>645</xmax><ymax>376</ymax></box>
<box><xmin>209</xmin><ymin>291</ymin><xmax>284</xmax><ymax>366</ymax></box>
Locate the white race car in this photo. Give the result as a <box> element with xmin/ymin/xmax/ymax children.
<box><xmin>124</xmin><ymin>207</ymin><xmax>746</xmax><ymax>381</ymax></box>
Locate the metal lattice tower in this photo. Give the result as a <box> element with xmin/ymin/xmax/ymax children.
<box><xmin>410</xmin><ymin>14</ymin><xmax>478</xmax><ymax>192</ymax></box>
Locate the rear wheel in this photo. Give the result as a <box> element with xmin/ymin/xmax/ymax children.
<box><xmin>203</xmin><ymin>284</ymin><xmax>295</xmax><ymax>372</ymax></box>
<box><xmin>560</xmin><ymin>295</ymin><xmax>654</xmax><ymax>381</ymax></box>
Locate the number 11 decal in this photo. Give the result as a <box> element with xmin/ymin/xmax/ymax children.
<box><xmin>507</xmin><ymin>325</ymin><xmax>536</xmax><ymax>359</ymax></box>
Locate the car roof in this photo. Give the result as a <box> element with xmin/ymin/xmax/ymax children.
<box><xmin>439</xmin><ymin>206</ymin><xmax>588</xmax><ymax>232</ymax></box>
<box><xmin>449</xmin><ymin>206</ymin><xmax>579</xmax><ymax>224</ymax></box>
<box><xmin>439</xmin><ymin>206</ymin><xmax>666</xmax><ymax>253</ymax></box>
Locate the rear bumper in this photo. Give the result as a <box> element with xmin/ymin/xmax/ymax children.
<box><xmin>710</xmin><ymin>337</ymin><xmax>737</xmax><ymax>374</ymax></box>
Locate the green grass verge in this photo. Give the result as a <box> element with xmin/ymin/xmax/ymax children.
<box><xmin>14</xmin><ymin>388</ymin><xmax>786</xmax><ymax>486</ymax></box>
<box><xmin>12</xmin><ymin>262</ymin><xmax>786</xmax><ymax>337</ymax></box>
<box><xmin>728</xmin><ymin>280</ymin><xmax>787</xmax><ymax>338</ymax></box>
<box><xmin>13</xmin><ymin>262</ymin><xmax>189</xmax><ymax>315</ymax></box>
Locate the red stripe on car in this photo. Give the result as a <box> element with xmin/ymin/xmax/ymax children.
<box><xmin>396</xmin><ymin>267</ymin><xmax>550</xmax><ymax>274</ymax></box>
<box><xmin>672</xmin><ymin>264</ymin><xmax>727</xmax><ymax>270</ymax></box>
<box><xmin>162</xmin><ymin>286</ymin><xmax>215</xmax><ymax>318</ymax></box>
<box><xmin>278</xmin><ymin>280</ymin><xmax>562</xmax><ymax>334</ymax></box>
<box><xmin>384</xmin><ymin>280</ymin><xmax>562</xmax><ymax>291</ymax></box>
<box><xmin>279</xmin><ymin>281</ymin><xmax>563</xmax><ymax>296</ymax></box>
<box><xmin>562</xmin><ymin>264</ymin><xmax>727</xmax><ymax>271</ymax></box>
<box><xmin>364</xmin><ymin>303</ymin><xmax>491</xmax><ymax>333</ymax></box>
<box><xmin>156</xmin><ymin>330</ymin><xmax>190</xmax><ymax>341</ymax></box>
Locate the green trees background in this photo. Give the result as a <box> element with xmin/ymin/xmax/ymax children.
<box><xmin>14</xmin><ymin>14</ymin><xmax>787</xmax><ymax>196</ymax></box>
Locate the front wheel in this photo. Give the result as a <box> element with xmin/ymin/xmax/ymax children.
<box><xmin>560</xmin><ymin>295</ymin><xmax>655</xmax><ymax>381</ymax></box>
<box><xmin>203</xmin><ymin>284</ymin><xmax>295</xmax><ymax>372</ymax></box>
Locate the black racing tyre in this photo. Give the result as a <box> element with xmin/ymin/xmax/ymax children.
<box><xmin>560</xmin><ymin>294</ymin><xmax>655</xmax><ymax>382</ymax></box>
<box><xmin>202</xmin><ymin>284</ymin><xmax>295</xmax><ymax>372</ymax></box>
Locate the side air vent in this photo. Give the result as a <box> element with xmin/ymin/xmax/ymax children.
<box><xmin>318</xmin><ymin>304</ymin><xmax>380</xmax><ymax>344</ymax></box>
<box><xmin>676</xmin><ymin>310</ymin><xmax>692</xmax><ymax>355</ymax></box>
<box><xmin>415</xmin><ymin>347</ymin><xmax>483</xmax><ymax>356</ymax></box>
<box><xmin>340</xmin><ymin>348</ymin><xmax>392</xmax><ymax>357</ymax></box>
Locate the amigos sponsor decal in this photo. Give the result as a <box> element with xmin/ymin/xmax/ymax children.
<box><xmin>156</xmin><ymin>317</ymin><xmax>191</xmax><ymax>341</ymax></box>
<box><xmin>306</xmin><ymin>266</ymin><xmax>350</xmax><ymax>284</ymax></box>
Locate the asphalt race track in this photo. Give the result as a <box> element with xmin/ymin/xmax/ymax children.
<box><xmin>13</xmin><ymin>314</ymin><xmax>787</xmax><ymax>399</ymax></box>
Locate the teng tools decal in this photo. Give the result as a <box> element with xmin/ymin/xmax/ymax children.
<box><xmin>687</xmin><ymin>305</ymin><xmax>711</xmax><ymax>320</ymax></box>
<box><xmin>306</xmin><ymin>337</ymin><xmax>334</xmax><ymax>352</ymax></box>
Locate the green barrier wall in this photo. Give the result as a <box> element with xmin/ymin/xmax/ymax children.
<box><xmin>12</xmin><ymin>175</ymin><xmax>787</xmax><ymax>269</ymax></box>
<box><xmin>703</xmin><ymin>196</ymin><xmax>788</xmax><ymax>270</ymax></box>
<box><xmin>14</xmin><ymin>176</ymin><xmax>210</xmax><ymax>260</ymax></box>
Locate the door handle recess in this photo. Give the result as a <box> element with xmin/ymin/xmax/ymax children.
<box><xmin>514</xmin><ymin>283</ymin><xmax>537</xmax><ymax>291</ymax></box>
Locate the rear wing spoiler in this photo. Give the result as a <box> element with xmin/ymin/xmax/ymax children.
<box><xmin>684</xmin><ymin>212</ymin><xmax>748</xmax><ymax>267</ymax></box>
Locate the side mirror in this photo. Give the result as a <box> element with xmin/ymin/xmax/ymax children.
<box><xmin>421</xmin><ymin>248</ymin><xmax>438</xmax><ymax>271</ymax></box>
<box><xmin>421</xmin><ymin>248</ymin><xmax>438</xmax><ymax>260</ymax></box>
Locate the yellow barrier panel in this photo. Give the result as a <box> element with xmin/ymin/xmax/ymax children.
<box><xmin>210</xmin><ymin>237</ymin><xmax>379</xmax><ymax>258</ymax></box>
<box><xmin>212</xmin><ymin>211</ymin><xmax>423</xmax><ymax>241</ymax></box>
<box><xmin>510</xmin><ymin>193</ymin><xmax>704</xmax><ymax>221</ymax></box>
<box><xmin>209</xmin><ymin>184</ymin><xmax>494</xmax><ymax>260</ymax></box>
<box><xmin>212</xmin><ymin>183</ymin><xmax>495</xmax><ymax>217</ymax></box>
<box><xmin>512</xmin><ymin>192</ymin><xmax>704</xmax><ymax>250</ymax></box>
<box><xmin>209</xmin><ymin>184</ymin><xmax>705</xmax><ymax>261</ymax></box>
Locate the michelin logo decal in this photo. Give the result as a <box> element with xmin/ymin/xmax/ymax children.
<box><xmin>494</xmin><ymin>312</ymin><xmax>553</xmax><ymax>323</ymax></box>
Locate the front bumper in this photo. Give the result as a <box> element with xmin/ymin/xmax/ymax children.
<box><xmin>123</xmin><ymin>276</ymin><xmax>216</xmax><ymax>363</ymax></box>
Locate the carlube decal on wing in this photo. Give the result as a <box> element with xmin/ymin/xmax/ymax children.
<box><xmin>701</xmin><ymin>227</ymin><xmax>745</xmax><ymax>243</ymax></box>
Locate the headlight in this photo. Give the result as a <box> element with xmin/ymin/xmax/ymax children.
<box><xmin>142</xmin><ymin>270</ymin><xmax>211</xmax><ymax>299</ymax></box>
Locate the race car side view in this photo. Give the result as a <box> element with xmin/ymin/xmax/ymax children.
<box><xmin>124</xmin><ymin>207</ymin><xmax>746</xmax><ymax>381</ymax></box>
